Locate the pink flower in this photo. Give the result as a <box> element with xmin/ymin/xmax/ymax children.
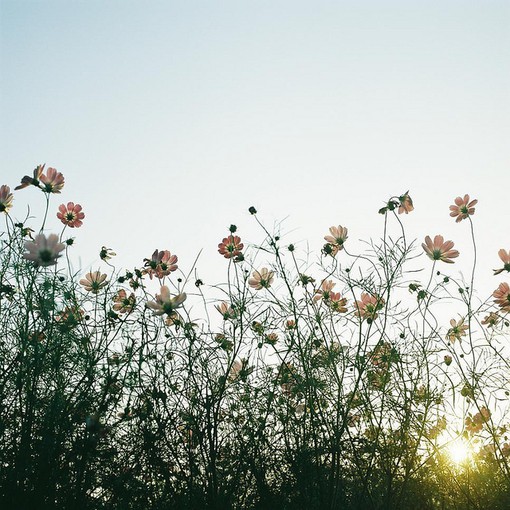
<box><xmin>493</xmin><ymin>249</ymin><xmax>510</xmax><ymax>276</ymax></box>
<box><xmin>398</xmin><ymin>191</ymin><xmax>414</xmax><ymax>214</ymax></box>
<box><xmin>57</xmin><ymin>202</ymin><xmax>85</xmax><ymax>228</ymax></box>
<box><xmin>227</xmin><ymin>360</ymin><xmax>243</xmax><ymax>382</ymax></box>
<box><xmin>215</xmin><ymin>302</ymin><xmax>236</xmax><ymax>320</ymax></box>
<box><xmin>144</xmin><ymin>249</ymin><xmax>178</xmax><ymax>279</ymax></box>
<box><xmin>313</xmin><ymin>279</ymin><xmax>336</xmax><ymax>302</ymax></box>
<box><xmin>15</xmin><ymin>164</ymin><xmax>45</xmax><ymax>191</ymax></box>
<box><xmin>369</xmin><ymin>342</ymin><xmax>393</xmax><ymax>370</ymax></box>
<box><xmin>146</xmin><ymin>286</ymin><xmax>186</xmax><ymax>316</ymax></box>
<box><xmin>493</xmin><ymin>282</ymin><xmax>510</xmax><ymax>312</ymax></box>
<box><xmin>446</xmin><ymin>318</ymin><xmax>468</xmax><ymax>343</ymax></box>
<box><xmin>449</xmin><ymin>194</ymin><xmax>477</xmax><ymax>223</ymax></box>
<box><xmin>55</xmin><ymin>306</ymin><xmax>84</xmax><ymax>325</ymax></box>
<box><xmin>465</xmin><ymin>407</ymin><xmax>491</xmax><ymax>435</ymax></box>
<box><xmin>0</xmin><ymin>185</ymin><xmax>13</xmax><ymax>213</ymax></box>
<box><xmin>355</xmin><ymin>293</ymin><xmax>384</xmax><ymax>321</ymax></box>
<box><xmin>248</xmin><ymin>267</ymin><xmax>274</xmax><ymax>290</ymax></box>
<box><xmin>422</xmin><ymin>235</ymin><xmax>459</xmax><ymax>264</ymax></box>
<box><xmin>80</xmin><ymin>271</ymin><xmax>108</xmax><ymax>293</ymax></box>
<box><xmin>40</xmin><ymin>167</ymin><xmax>65</xmax><ymax>194</ymax></box>
<box><xmin>23</xmin><ymin>233</ymin><xmax>65</xmax><ymax>267</ymax></box>
<box><xmin>218</xmin><ymin>235</ymin><xmax>244</xmax><ymax>259</ymax></box>
<box><xmin>328</xmin><ymin>292</ymin><xmax>348</xmax><ymax>313</ymax></box>
<box><xmin>324</xmin><ymin>225</ymin><xmax>348</xmax><ymax>255</ymax></box>
<box><xmin>112</xmin><ymin>289</ymin><xmax>136</xmax><ymax>314</ymax></box>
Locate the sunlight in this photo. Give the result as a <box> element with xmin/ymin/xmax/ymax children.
<box><xmin>446</xmin><ymin>438</ymin><xmax>472</xmax><ymax>465</ymax></box>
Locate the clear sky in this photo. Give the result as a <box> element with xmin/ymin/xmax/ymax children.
<box><xmin>1</xmin><ymin>0</ymin><xmax>509</xmax><ymax>301</ymax></box>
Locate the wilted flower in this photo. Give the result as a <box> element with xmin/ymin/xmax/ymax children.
<box><xmin>355</xmin><ymin>293</ymin><xmax>384</xmax><ymax>321</ymax></box>
<box><xmin>0</xmin><ymin>185</ymin><xmax>14</xmax><ymax>213</ymax></box>
<box><xmin>446</xmin><ymin>318</ymin><xmax>468</xmax><ymax>343</ymax></box>
<box><xmin>493</xmin><ymin>282</ymin><xmax>510</xmax><ymax>312</ymax></box>
<box><xmin>248</xmin><ymin>267</ymin><xmax>274</xmax><ymax>290</ymax></box>
<box><xmin>313</xmin><ymin>279</ymin><xmax>336</xmax><ymax>301</ymax></box>
<box><xmin>100</xmin><ymin>246</ymin><xmax>116</xmax><ymax>261</ymax></box>
<box><xmin>218</xmin><ymin>235</ymin><xmax>244</xmax><ymax>259</ymax></box>
<box><xmin>422</xmin><ymin>235</ymin><xmax>459</xmax><ymax>264</ymax></box>
<box><xmin>398</xmin><ymin>191</ymin><xmax>414</xmax><ymax>214</ymax></box>
<box><xmin>502</xmin><ymin>443</ymin><xmax>510</xmax><ymax>457</ymax></box>
<box><xmin>449</xmin><ymin>194</ymin><xmax>477</xmax><ymax>223</ymax></box>
<box><xmin>324</xmin><ymin>225</ymin><xmax>348</xmax><ymax>255</ymax></box>
<box><xmin>481</xmin><ymin>312</ymin><xmax>499</xmax><ymax>327</ymax></box>
<box><xmin>112</xmin><ymin>289</ymin><xmax>136</xmax><ymax>314</ymax></box>
<box><xmin>80</xmin><ymin>271</ymin><xmax>108</xmax><ymax>293</ymax></box>
<box><xmin>23</xmin><ymin>233</ymin><xmax>66</xmax><ymax>267</ymax></box>
<box><xmin>146</xmin><ymin>286</ymin><xmax>186</xmax><ymax>316</ymax></box>
<box><xmin>144</xmin><ymin>249</ymin><xmax>178</xmax><ymax>279</ymax></box>
<box><xmin>493</xmin><ymin>249</ymin><xmax>510</xmax><ymax>276</ymax></box>
<box><xmin>15</xmin><ymin>164</ymin><xmax>44</xmax><ymax>191</ymax></box>
<box><xmin>57</xmin><ymin>202</ymin><xmax>85</xmax><ymax>228</ymax></box>
<box><xmin>40</xmin><ymin>167</ymin><xmax>65</xmax><ymax>193</ymax></box>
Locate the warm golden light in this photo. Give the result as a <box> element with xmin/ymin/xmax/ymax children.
<box><xmin>446</xmin><ymin>439</ymin><xmax>472</xmax><ymax>465</ymax></box>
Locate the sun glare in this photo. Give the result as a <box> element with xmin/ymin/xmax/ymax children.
<box><xmin>446</xmin><ymin>439</ymin><xmax>472</xmax><ymax>465</ymax></box>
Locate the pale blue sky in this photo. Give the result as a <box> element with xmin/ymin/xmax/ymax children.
<box><xmin>1</xmin><ymin>0</ymin><xmax>509</xmax><ymax>300</ymax></box>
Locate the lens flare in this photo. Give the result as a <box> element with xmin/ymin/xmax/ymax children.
<box><xmin>447</xmin><ymin>439</ymin><xmax>471</xmax><ymax>465</ymax></box>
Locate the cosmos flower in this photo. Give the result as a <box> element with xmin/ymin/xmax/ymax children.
<box><xmin>0</xmin><ymin>185</ymin><xmax>13</xmax><ymax>213</ymax></box>
<box><xmin>80</xmin><ymin>271</ymin><xmax>108</xmax><ymax>293</ymax></box>
<box><xmin>227</xmin><ymin>360</ymin><xmax>243</xmax><ymax>382</ymax></box>
<box><xmin>493</xmin><ymin>249</ymin><xmax>510</xmax><ymax>276</ymax></box>
<box><xmin>112</xmin><ymin>289</ymin><xmax>136</xmax><ymax>314</ymax></box>
<box><xmin>493</xmin><ymin>282</ymin><xmax>510</xmax><ymax>313</ymax></box>
<box><xmin>215</xmin><ymin>302</ymin><xmax>236</xmax><ymax>320</ymax></box>
<box><xmin>15</xmin><ymin>164</ymin><xmax>45</xmax><ymax>191</ymax></box>
<box><xmin>324</xmin><ymin>225</ymin><xmax>348</xmax><ymax>255</ymax></box>
<box><xmin>313</xmin><ymin>279</ymin><xmax>336</xmax><ymax>301</ymax></box>
<box><xmin>445</xmin><ymin>318</ymin><xmax>468</xmax><ymax>343</ymax></box>
<box><xmin>355</xmin><ymin>293</ymin><xmax>384</xmax><ymax>321</ymax></box>
<box><xmin>248</xmin><ymin>267</ymin><xmax>274</xmax><ymax>290</ymax></box>
<box><xmin>57</xmin><ymin>202</ymin><xmax>85</xmax><ymax>228</ymax></box>
<box><xmin>328</xmin><ymin>292</ymin><xmax>348</xmax><ymax>313</ymax></box>
<box><xmin>144</xmin><ymin>249</ymin><xmax>178</xmax><ymax>279</ymax></box>
<box><xmin>398</xmin><ymin>191</ymin><xmax>414</xmax><ymax>214</ymax></box>
<box><xmin>465</xmin><ymin>407</ymin><xmax>491</xmax><ymax>435</ymax></box>
<box><xmin>23</xmin><ymin>233</ymin><xmax>66</xmax><ymax>267</ymax></box>
<box><xmin>422</xmin><ymin>235</ymin><xmax>459</xmax><ymax>263</ymax></box>
<box><xmin>146</xmin><ymin>286</ymin><xmax>186</xmax><ymax>316</ymax></box>
<box><xmin>40</xmin><ymin>167</ymin><xmax>65</xmax><ymax>193</ymax></box>
<box><xmin>218</xmin><ymin>235</ymin><xmax>244</xmax><ymax>259</ymax></box>
<box><xmin>449</xmin><ymin>194</ymin><xmax>477</xmax><ymax>223</ymax></box>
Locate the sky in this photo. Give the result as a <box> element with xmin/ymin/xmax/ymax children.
<box><xmin>1</xmin><ymin>0</ymin><xmax>509</xmax><ymax>303</ymax></box>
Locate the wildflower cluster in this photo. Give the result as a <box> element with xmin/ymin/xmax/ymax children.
<box><xmin>1</xmin><ymin>175</ymin><xmax>509</xmax><ymax>510</ymax></box>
